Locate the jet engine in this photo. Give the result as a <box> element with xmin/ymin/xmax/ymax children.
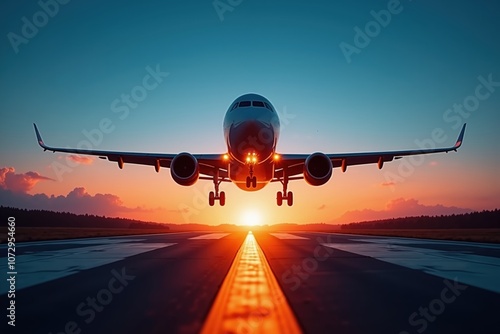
<box><xmin>303</xmin><ymin>152</ymin><xmax>332</xmax><ymax>186</ymax></box>
<box><xmin>170</xmin><ymin>152</ymin><xmax>199</xmax><ymax>186</ymax></box>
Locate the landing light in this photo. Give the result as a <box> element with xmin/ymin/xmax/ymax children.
<box><xmin>273</xmin><ymin>154</ymin><xmax>280</xmax><ymax>161</ymax></box>
<box><xmin>246</xmin><ymin>152</ymin><xmax>258</xmax><ymax>164</ymax></box>
<box><xmin>223</xmin><ymin>154</ymin><xmax>229</xmax><ymax>161</ymax></box>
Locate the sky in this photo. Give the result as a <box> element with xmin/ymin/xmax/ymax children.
<box><xmin>1</xmin><ymin>0</ymin><xmax>499</xmax><ymax>225</ymax></box>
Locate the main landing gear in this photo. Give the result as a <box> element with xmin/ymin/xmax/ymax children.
<box><xmin>276</xmin><ymin>191</ymin><xmax>293</xmax><ymax>206</ymax></box>
<box><xmin>209</xmin><ymin>169</ymin><xmax>225</xmax><ymax>206</ymax></box>
<box><xmin>276</xmin><ymin>171</ymin><xmax>293</xmax><ymax>206</ymax></box>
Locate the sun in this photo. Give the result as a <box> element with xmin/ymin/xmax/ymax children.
<box><xmin>241</xmin><ymin>210</ymin><xmax>262</xmax><ymax>226</ymax></box>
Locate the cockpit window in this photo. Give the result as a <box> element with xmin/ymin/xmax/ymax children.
<box><xmin>233</xmin><ymin>100</ymin><xmax>273</xmax><ymax>111</ymax></box>
<box><xmin>239</xmin><ymin>101</ymin><xmax>251</xmax><ymax>107</ymax></box>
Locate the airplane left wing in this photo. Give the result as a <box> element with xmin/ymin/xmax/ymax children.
<box><xmin>275</xmin><ymin>123</ymin><xmax>466</xmax><ymax>178</ymax></box>
<box><xmin>33</xmin><ymin>123</ymin><xmax>227</xmax><ymax>177</ymax></box>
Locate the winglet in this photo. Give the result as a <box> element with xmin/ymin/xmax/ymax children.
<box><xmin>454</xmin><ymin>123</ymin><xmax>466</xmax><ymax>149</ymax></box>
<box><xmin>33</xmin><ymin>123</ymin><xmax>48</xmax><ymax>150</ymax></box>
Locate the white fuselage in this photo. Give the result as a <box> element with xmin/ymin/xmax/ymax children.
<box><xmin>223</xmin><ymin>93</ymin><xmax>280</xmax><ymax>190</ymax></box>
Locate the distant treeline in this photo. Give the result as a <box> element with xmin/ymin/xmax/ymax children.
<box><xmin>341</xmin><ymin>209</ymin><xmax>500</xmax><ymax>229</ymax></box>
<box><xmin>1</xmin><ymin>206</ymin><xmax>169</xmax><ymax>229</ymax></box>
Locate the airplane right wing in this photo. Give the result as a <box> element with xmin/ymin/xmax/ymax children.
<box><xmin>274</xmin><ymin>123</ymin><xmax>466</xmax><ymax>179</ymax></box>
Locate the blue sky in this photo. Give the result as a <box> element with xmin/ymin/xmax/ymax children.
<box><xmin>1</xmin><ymin>0</ymin><xmax>499</xmax><ymax>224</ymax></box>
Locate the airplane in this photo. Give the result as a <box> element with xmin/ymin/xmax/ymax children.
<box><xmin>34</xmin><ymin>93</ymin><xmax>466</xmax><ymax>207</ymax></box>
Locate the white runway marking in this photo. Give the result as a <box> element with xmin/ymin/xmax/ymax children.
<box><xmin>270</xmin><ymin>233</ymin><xmax>308</xmax><ymax>240</ymax></box>
<box><xmin>0</xmin><ymin>238</ymin><xmax>175</xmax><ymax>294</ymax></box>
<box><xmin>189</xmin><ymin>233</ymin><xmax>230</xmax><ymax>240</ymax></box>
<box><xmin>322</xmin><ymin>238</ymin><xmax>500</xmax><ymax>293</ymax></box>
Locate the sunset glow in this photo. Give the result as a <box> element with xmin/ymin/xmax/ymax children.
<box><xmin>1</xmin><ymin>2</ymin><xmax>499</xmax><ymax>225</ymax></box>
<box><xmin>240</xmin><ymin>210</ymin><xmax>262</xmax><ymax>226</ymax></box>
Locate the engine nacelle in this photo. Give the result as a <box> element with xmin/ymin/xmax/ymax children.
<box><xmin>170</xmin><ymin>152</ymin><xmax>199</xmax><ymax>186</ymax></box>
<box><xmin>303</xmin><ymin>152</ymin><xmax>332</xmax><ymax>186</ymax></box>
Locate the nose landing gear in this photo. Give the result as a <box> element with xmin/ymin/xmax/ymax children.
<box><xmin>246</xmin><ymin>168</ymin><xmax>257</xmax><ymax>188</ymax></box>
<box><xmin>245</xmin><ymin>153</ymin><xmax>258</xmax><ymax>189</ymax></box>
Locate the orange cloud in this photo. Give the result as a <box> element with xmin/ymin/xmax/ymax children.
<box><xmin>0</xmin><ymin>166</ymin><xmax>170</xmax><ymax>220</ymax></box>
<box><xmin>334</xmin><ymin>198</ymin><xmax>472</xmax><ymax>224</ymax></box>
<box><xmin>0</xmin><ymin>167</ymin><xmax>53</xmax><ymax>193</ymax></box>
<box><xmin>68</xmin><ymin>155</ymin><xmax>94</xmax><ymax>165</ymax></box>
<box><xmin>0</xmin><ymin>186</ymin><xmax>155</xmax><ymax>217</ymax></box>
<box><xmin>380</xmin><ymin>181</ymin><xmax>396</xmax><ymax>187</ymax></box>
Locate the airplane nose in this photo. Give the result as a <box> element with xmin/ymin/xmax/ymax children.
<box><xmin>229</xmin><ymin>120</ymin><xmax>275</xmax><ymax>163</ymax></box>
<box><xmin>236</xmin><ymin>120</ymin><xmax>263</xmax><ymax>136</ymax></box>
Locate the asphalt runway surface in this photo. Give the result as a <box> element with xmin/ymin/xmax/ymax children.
<box><xmin>1</xmin><ymin>231</ymin><xmax>499</xmax><ymax>333</ymax></box>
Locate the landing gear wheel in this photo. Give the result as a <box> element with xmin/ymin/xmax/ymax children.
<box><xmin>246</xmin><ymin>176</ymin><xmax>251</xmax><ymax>188</ymax></box>
<box><xmin>219</xmin><ymin>191</ymin><xmax>226</xmax><ymax>206</ymax></box>
<box><xmin>277</xmin><ymin>191</ymin><xmax>283</xmax><ymax>206</ymax></box>
<box><xmin>251</xmin><ymin>176</ymin><xmax>257</xmax><ymax>188</ymax></box>
<box><xmin>209</xmin><ymin>191</ymin><xmax>215</xmax><ymax>206</ymax></box>
<box><xmin>277</xmin><ymin>169</ymin><xmax>293</xmax><ymax>206</ymax></box>
<box><xmin>209</xmin><ymin>169</ymin><xmax>226</xmax><ymax>206</ymax></box>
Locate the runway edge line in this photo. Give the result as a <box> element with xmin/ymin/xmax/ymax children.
<box><xmin>201</xmin><ymin>231</ymin><xmax>302</xmax><ymax>334</ymax></box>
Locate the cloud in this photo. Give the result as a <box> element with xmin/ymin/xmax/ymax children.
<box><xmin>0</xmin><ymin>167</ymin><xmax>54</xmax><ymax>193</ymax></box>
<box><xmin>0</xmin><ymin>166</ymin><xmax>156</xmax><ymax>217</ymax></box>
<box><xmin>380</xmin><ymin>181</ymin><xmax>396</xmax><ymax>187</ymax></box>
<box><xmin>334</xmin><ymin>198</ymin><xmax>472</xmax><ymax>224</ymax></box>
<box><xmin>68</xmin><ymin>155</ymin><xmax>94</xmax><ymax>165</ymax></box>
<box><xmin>0</xmin><ymin>186</ymin><xmax>152</xmax><ymax>217</ymax></box>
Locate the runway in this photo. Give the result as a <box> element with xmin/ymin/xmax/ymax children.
<box><xmin>1</xmin><ymin>231</ymin><xmax>499</xmax><ymax>333</ymax></box>
<box><xmin>256</xmin><ymin>232</ymin><xmax>500</xmax><ymax>334</ymax></box>
<box><xmin>2</xmin><ymin>232</ymin><xmax>247</xmax><ymax>334</ymax></box>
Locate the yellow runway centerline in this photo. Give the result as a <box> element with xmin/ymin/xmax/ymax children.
<box><xmin>201</xmin><ymin>231</ymin><xmax>302</xmax><ymax>334</ymax></box>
